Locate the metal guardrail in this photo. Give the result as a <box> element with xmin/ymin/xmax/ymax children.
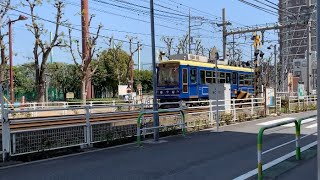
<box><xmin>257</xmin><ymin>115</ymin><xmax>317</xmax><ymax>180</ymax></box>
<box><xmin>136</xmin><ymin>109</ymin><xmax>186</xmax><ymax>146</ymax></box>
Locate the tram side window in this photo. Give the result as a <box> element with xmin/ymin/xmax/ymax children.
<box><xmin>226</xmin><ymin>73</ymin><xmax>231</xmax><ymax>83</ymax></box>
<box><xmin>232</xmin><ymin>73</ymin><xmax>237</xmax><ymax>84</ymax></box>
<box><xmin>200</xmin><ymin>70</ymin><xmax>205</xmax><ymax>84</ymax></box>
<box><xmin>239</xmin><ymin>74</ymin><xmax>244</xmax><ymax>85</ymax></box>
<box><xmin>183</xmin><ymin>69</ymin><xmax>188</xmax><ymax>84</ymax></box>
<box><xmin>219</xmin><ymin>72</ymin><xmax>226</xmax><ymax>83</ymax></box>
<box><xmin>206</xmin><ymin>71</ymin><xmax>212</xmax><ymax>83</ymax></box>
<box><xmin>190</xmin><ymin>69</ymin><xmax>197</xmax><ymax>84</ymax></box>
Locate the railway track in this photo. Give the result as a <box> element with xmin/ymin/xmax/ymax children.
<box><xmin>1</xmin><ymin>107</ymin><xmax>209</xmax><ymax>132</ymax></box>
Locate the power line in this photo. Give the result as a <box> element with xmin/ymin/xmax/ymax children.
<box><xmin>238</xmin><ymin>0</ymin><xmax>278</xmax><ymax>16</ymax></box>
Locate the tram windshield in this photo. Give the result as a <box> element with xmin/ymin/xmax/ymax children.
<box><xmin>158</xmin><ymin>63</ymin><xmax>179</xmax><ymax>86</ymax></box>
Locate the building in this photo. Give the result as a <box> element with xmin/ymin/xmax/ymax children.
<box><xmin>292</xmin><ymin>52</ymin><xmax>317</xmax><ymax>91</ymax></box>
<box><xmin>279</xmin><ymin>0</ymin><xmax>316</xmax><ymax>92</ymax></box>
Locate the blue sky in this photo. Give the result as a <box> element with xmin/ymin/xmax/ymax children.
<box><xmin>9</xmin><ymin>0</ymin><xmax>278</xmax><ymax>67</ymax></box>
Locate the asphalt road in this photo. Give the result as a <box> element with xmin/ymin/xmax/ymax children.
<box><xmin>0</xmin><ymin>111</ymin><xmax>317</xmax><ymax>180</ymax></box>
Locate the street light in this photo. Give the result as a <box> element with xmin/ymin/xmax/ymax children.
<box><xmin>8</xmin><ymin>15</ymin><xmax>28</xmax><ymax>104</ymax></box>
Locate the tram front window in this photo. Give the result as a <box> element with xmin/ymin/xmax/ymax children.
<box><xmin>158</xmin><ymin>64</ymin><xmax>179</xmax><ymax>86</ymax></box>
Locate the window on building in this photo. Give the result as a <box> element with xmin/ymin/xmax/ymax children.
<box><xmin>294</xmin><ymin>61</ymin><xmax>301</xmax><ymax>66</ymax></box>
<box><xmin>294</xmin><ymin>71</ymin><xmax>301</xmax><ymax>77</ymax></box>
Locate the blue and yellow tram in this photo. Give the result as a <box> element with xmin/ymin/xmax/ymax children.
<box><xmin>157</xmin><ymin>59</ymin><xmax>254</xmax><ymax>103</ymax></box>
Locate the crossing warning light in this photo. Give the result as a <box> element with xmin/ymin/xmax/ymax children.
<box><xmin>253</xmin><ymin>32</ymin><xmax>262</xmax><ymax>49</ymax></box>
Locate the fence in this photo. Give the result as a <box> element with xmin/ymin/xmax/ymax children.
<box><xmin>0</xmin><ymin>94</ymin><xmax>317</xmax><ymax>161</ymax></box>
<box><xmin>256</xmin><ymin>115</ymin><xmax>317</xmax><ymax>180</ymax></box>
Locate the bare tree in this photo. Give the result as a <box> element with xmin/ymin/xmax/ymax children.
<box><xmin>0</xmin><ymin>0</ymin><xmax>10</xmax><ymax>83</ymax></box>
<box><xmin>194</xmin><ymin>39</ymin><xmax>204</xmax><ymax>55</ymax></box>
<box><xmin>107</xmin><ymin>37</ymin><xmax>127</xmax><ymax>85</ymax></box>
<box><xmin>67</xmin><ymin>15</ymin><xmax>103</xmax><ymax>104</ymax></box>
<box><xmin>24</xmin><ymin>0</ymin><xmax>66</xmax><ymax>102</ymax></box>
<box><xmin>176</xmin><ymin>34</ymin><xmax>188</xmax><ymax>54</ymax></box>
<box><xmin>126</xmin><ymin>35</ymin><xmax>140</xmax><ymax>92</ymax></box>
<box><xmin>161</xmin><ymin>36</ymin><xmax>173</xmax><ymax>58</ymax></box>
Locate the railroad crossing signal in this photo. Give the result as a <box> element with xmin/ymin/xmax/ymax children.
<box><xmin>252</xmin><ymin>32</ymin><xmax>262</xmax><ymax>49</ymax></box>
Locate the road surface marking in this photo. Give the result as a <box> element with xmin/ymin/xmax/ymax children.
<box><xmin>256</xmin><ymin>117</ymin><xmax>294</xmax><ymax>126</ymax></box>
<box><xmin>281</xmin><ymin>117</ymin><xmax>317</xmax><ymax>127</ymax></box>
<box><xmin>306</xmin><ymin>123</ymin><xmax>317</xmax><ymax>129</ymax></box>
<box><xmin>233</xmin><ymin>141</ymin><xmax>317</xmax><ymax>180</ymax></box>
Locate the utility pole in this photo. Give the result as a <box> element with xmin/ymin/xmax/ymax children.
<box><xmin>317</xmin><ymin>1</ymin><xmax>320</xmax><ymax>178</ymax></box>
<box><xmin>50</xmin><ymin>32</ymin><xmax>53</xmax><ymax>64</ymax></box>
<box><xmin>188</xmin><ymin>8</ymin><xmax>191</xmax><ymax>54</ymax></box>
<box><xmin>138</xmin><ymin>42</ymin><xmax>141</xmax><ymax>71</ymax></box>
<box><xmin>81</xmin><ymin>0</ymin><xmax>91</xmax><ymax>99</ymax></box>
<box><xmin>8</xmin><ymin>19</ymin><xmax>13</xmax><ymax>104</ymax></box>
<box><xmin>222</xmin><ymin>8</ymin><xmax>227</xmax><ymax>60</ymax></box>
<box><xmin>150</xmin><ymin>0</ymin><xmax>159</xmax><ymax>142</ymax></box>
<box><xmin>306</xmin><ymin>0</ymin><xmax>311</xmax><ymax>95</ymax></box>
<box><xmin>274</xmin><ymin>45</ymin><xmax>277</xmax><ymax>114</ymax></box>
<box><xmin>232</xmin><ymin>34</ymin><xmax>235</xmax><ymax>62</ymax></box>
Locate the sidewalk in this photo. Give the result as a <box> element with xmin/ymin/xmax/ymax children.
<box><xmin>279</xmin><ymin>156</ymin><xmax>316</xmax><ymax>180</ymax></box>
<box><xmin>259</xmin><ymin>145</ymin><xmax>317</xmax><ymax>180</ymax></box>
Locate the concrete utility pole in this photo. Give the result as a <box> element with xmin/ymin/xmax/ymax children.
<box><xmin>81</xmin><ymin>0</ymin><xmax>91</xmax><ymax>99</ymax></box>
<box><xmin>273</xmin><ymin>45</ymin><xmax>277</xmax><ymax>113</ymax></box>
<box><xmin>188</xmin><ymin>8</ymin><xmax>191</xmax><ymax>54</ymax></box>
<box><xmin>317</xmin><ymin>0</ymin><xmax>320</xmax><ymax>179</ymax></box>
<box><xmin>150</xmin><ymin>0</ymin><xmax>159</xmax><ymax>142</ymax></box>
<box><xmin>232</xmin><ymin>34</ymin><xmax>235</xmax><ymax>62</ymax></box>
<box><xmin>306</xmin><ymin>0</ymin><xmax>311</xmax><ymax>95</ymax></box>
<box><xmin>222</xmin><ymin>8</ymin><xmax>227</xmax><ymax>60</ymax></box>
<box><xmin>138</xmin><ymin>42</ymin><xmax>141</xmax><ymax>71</ymax></box>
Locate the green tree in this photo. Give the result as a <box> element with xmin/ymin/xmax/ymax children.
<box><xmin>133</xmin><ymin>70</ymin><xmax>153</xmax><ymax>93</ymax></box>
<box><xmin>14</xmin><ymin>63</ymin><xmax>36</xmax><ymax>101</ymax></box>
<box><xmin>48</xmin><ymin>62</ymin><xmax>81</xmax><ymax>100</ymax></box>
<box><xmin>92</xmin><ymin>48</ymin><xmax>130</xmax><ymax>97</ymax></box>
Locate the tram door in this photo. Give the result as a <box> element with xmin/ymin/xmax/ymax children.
<box><xmin>189</xmin><ymin>68</ymin><xmax>198</xmax><ymax>98</ymax></box>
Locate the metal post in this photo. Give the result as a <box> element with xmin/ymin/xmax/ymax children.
<box><xmin>1</xmin><ymin>83</ymin><xmax>10</xmax><ymax>161</ymax></box>
<box><xmin>317</xmin><ymin>0</ymin><xmax>320</xmax><ymax>178</ymax></box>
<box><xmin>8</xmin><ymin>20</ymin><xmax>14</xmax><ymax>104</ymax></box>
<box><xmin>85</xmin><ymin>106</ymin><xmax>91</xmax><ymax>146</ymax></box>
<box><xmin>306</xmin><ymin>0</ymin><xmax>311</xmax><ymax>96</ymax></box>
<box><xmin>251</xmin><ymin>97</ymin><xmax>254</xmax><ymax>116</ymax></box>
<box><xmin>222</xmin><ymin>8</ymin><xmax>227</xmax><ymax>61</ymax></box>
<box><xmin>150</xmin><ymin>0</ymin><xmax>159</xmax><ymax>141</ymax></box>
<box><xmin>215</xmin><ymin>57</ymin><xmax>219</xmax><ymax>131</ymax></box>
<box><xmin>209</xmin><ymin>100</ymin><xmax>213</xmax><ymax>125</ymax></box>
<box><xmin>274</xmin><ymin>45</ymin><xmax>278</xmax><ymax>114</ymax></box>
<box><xmin>188</xmin><ymin>8</ymin><xmax>191</xmax><ymax>54</ymax></box>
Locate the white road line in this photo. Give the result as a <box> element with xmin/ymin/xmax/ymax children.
<box><xmin>233</xmin><ymin>141</ymin><xmax>317</xmax><ymax>180</ymax></box>
<box><xmin>281</xmin><ymin>117</ymin><xmax>317</xmax><ymax>127</ymax></box>
<box><xmin>306</xmin><ymin>123</ymin><xmax>317</xmax><ymax>129</ymax></box>
<box><xmin>256</xmin><ymin>117</ymin><xmax>294</xmax><ymax>126</ymax></box>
